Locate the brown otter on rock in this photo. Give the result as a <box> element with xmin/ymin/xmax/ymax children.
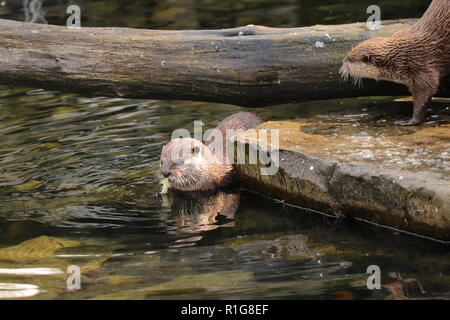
<box><xmin>159</xmin><ymin>112</ymin><xmax>263</xmax><ymax>192</ymax></box>
<box><xmin>340</xmin><ymin>0</ymin><xmax>450</xmax><ymax>125</ymax></box>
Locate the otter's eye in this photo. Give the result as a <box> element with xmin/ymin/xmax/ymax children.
<box><xmin>362</xmin><ymin>54</ymin><xmax>371</xmax><ymax>63</ymax></box>
<box><xmin>192</xmin><ymin>146</ymin><xmax>200</xmax><ymax>155</ymax></box>
<box><xmin>173</xmin><ymin>158</ymin><xmax>184</xmax><ymax>165</ymax></box>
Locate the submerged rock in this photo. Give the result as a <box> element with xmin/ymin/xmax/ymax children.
<box><xmin>232</xmin><ymin>100</ymin><xmax>450</xmax><ymax>241</ymax></box>
<box><xmin>92</xmin><ymin>270</ymin><xmax>253</xmax><ymax>299</ymax></box>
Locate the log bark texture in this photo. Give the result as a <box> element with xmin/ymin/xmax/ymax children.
<box><xmin>0</xmin><ymin>18</ymin><xmax>449</xmax><ymax>106</ymax></box>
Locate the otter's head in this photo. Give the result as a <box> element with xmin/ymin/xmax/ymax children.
<box><xmin>159</xmin><ymin>137</ymin><xmax>231</xmax><ymax>192</ymax></box>
<box><xmin>340</xmin><ymin>37</ymin><xmax>396</xmax><ymax>86</ymax></box>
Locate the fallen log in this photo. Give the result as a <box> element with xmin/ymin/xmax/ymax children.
<box><xmin>0</xmin><ymin>18</ymin><xmax>449</xmax><ymax>106</ymax></box>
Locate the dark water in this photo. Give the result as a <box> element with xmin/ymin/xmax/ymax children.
<box><xmin>0</xmin><ymin>0</ymin><xmax>431</xmax><ymax>29</ymax></box>
<box><xmin>0</xmin><ymin>0</ymin><xmax>449</xmax><ymax>300</ymax></box>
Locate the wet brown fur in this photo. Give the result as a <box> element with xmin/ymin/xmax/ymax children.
<box><xmin>341</xmin><ymin>0</ymin><xmax>450</xmax><ymax>125</ymax></box>
<box><xmin>159</xmin><ymin>112</ymin><xmax>263</xmax><ymax>191</ymax></box>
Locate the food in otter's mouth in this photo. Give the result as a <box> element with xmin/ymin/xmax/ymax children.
<box><xmin>340</xmin><ymin>0</ymin><xmax>450</xmax><ymax>126</ymax></box>
<box><xmin>159</xmin><ymin>112</ymin><xmax>263</xmax><ymax>192</ymax></box>
<box><xmin>160</xmin><ymin>178</ymin><xmax>170</xmax><ymax>194</ymax></box>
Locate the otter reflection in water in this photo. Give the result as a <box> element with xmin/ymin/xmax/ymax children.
<box><xmin>161</xmin><ymin>189</ymin><xmax>240</xmax><ymax>241</ymax></box>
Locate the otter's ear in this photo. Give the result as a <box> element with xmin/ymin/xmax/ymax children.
<box><xmin>362</xmin><ymin>53</ymin><xmax>372</xmax><ymax>63</ymax></box>
<box><xmin>192</xmin><ymin>146</ymin><xmax>200</xmax><ymax>155</ymax></box>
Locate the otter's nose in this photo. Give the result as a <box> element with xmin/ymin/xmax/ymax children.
<box><xmin>161</xmin><ymin>169</ymin><xmax>171</xmax><ymax>178</ymax></box>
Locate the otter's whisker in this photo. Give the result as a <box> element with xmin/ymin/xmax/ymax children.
<box><xmin>350</xmin><ymin>76</ymin><xmax>363</xmax><ymax>88</ymax></box>
<box><xmin>339</xmin><ymin>66</ymin><xmax>349</xmax><ymax>82</ymax></box>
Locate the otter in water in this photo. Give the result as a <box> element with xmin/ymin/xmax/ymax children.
<box><xmin>159</xmin><ymin>112</ymin><xmax>263</xmax><ymax>192</ymax></box>
<box><xmin>340</xmin><ymin>0</ymin><xmax>450</xmax><ymax>125</ymax></box>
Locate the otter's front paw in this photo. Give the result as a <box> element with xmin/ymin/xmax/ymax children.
<box><xmin>394</xmin><ymin>118</ymin><xmax>423</xmax><ymax>126</ymax></box>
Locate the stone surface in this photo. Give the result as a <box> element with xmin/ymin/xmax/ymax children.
<box><xmin>233</xmin><ymin>99</ymin><xmax>450</xmax><ymax>241</ymax></box>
